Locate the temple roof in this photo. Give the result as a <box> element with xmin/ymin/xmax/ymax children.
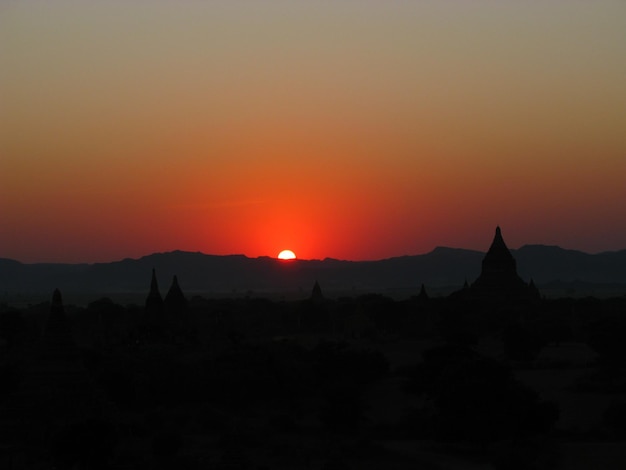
<box><xmin>164</xmin><ymin>275</ymin><xmax>187</xmax><ymax>311</ymax></box>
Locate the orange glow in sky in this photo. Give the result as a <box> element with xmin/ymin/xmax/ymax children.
<box><xmin>1</xmin><ymin>2</ymin><xmax>626</xmax><ymax>263</ymax></box>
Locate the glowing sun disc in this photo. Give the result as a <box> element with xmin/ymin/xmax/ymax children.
<box><xmin>278</xmin><ymin>250</ymin><xmax>296</xmax><ymax>260</ymax></box>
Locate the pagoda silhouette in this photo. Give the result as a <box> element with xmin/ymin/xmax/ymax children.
<box><xmin>164</xmin><ymin>275</ymin><xmax>188</xmax><ymax>315</ymax></box>
<box><xmin>453</xmin><ymin>226</ymin><xmax>540</xmax><ymax>302</ymax></box>
<box><xmin>145</xmin><ymin>268</ymin><xmax>164</xmax><ymax>315</ymax></box>
<box><xmin>310</xmin><ymin>280</ymin><xmax>324</xmax><ymax>303</ymax></box>
<box><xmin>145</xmin><ymin>270</ymin><xmax>188</xmax><ymax>316</ymax></box>
<box><xmin>140</xmin><ymin>269</ymin><xmax>192</xmax><ymax>345</ymax></box>
<box><xmin>42</xmin><ymin>288</ymin><xmax>77</xmax><ymax>359</ymax></box>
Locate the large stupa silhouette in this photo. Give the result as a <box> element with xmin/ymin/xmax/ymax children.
<box><xmin>454</xmin><ymin>226</ymin><xmax>539</xmax><ymax>301</ymax></box>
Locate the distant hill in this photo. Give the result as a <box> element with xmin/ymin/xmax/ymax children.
<box><xmin>1</xmin><ymin>245</ymin><xmax>626</xmax><ymax>300</ymax></box>
<box><xmin>514</xmin><ymin>245</ymin><xmax>626</xmax><ymax>284</ymax></box>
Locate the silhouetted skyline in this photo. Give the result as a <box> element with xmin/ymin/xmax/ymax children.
<box><xmin>3</xmin><ymin>3</ymin><xmax>626</xmax><ymax>467</ymax></box>
<box><xmin>2</xmin><ymin>227</ymin><xmax>626</xmax><ymax>299</ymax></box>
<box><xmin>3</xmin><ymin>227</ymin><xmax>626</xmax><ymax>468</ymax></box>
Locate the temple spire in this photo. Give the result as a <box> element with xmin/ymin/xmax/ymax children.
<box><xmin>145</xmin><ymin>268</ymin><xmax>163</xmax><ymax>313</ymax></box>
<box><xmin>481</xmin><ymin>226</ymin><xmax>517</xmax><ymax>276</ymax></box>
<box><xmin>451</xmin><ymin>226</ymin><xmax>540</xmax><ymax>302</ymax></box>
<box><xmin>417</xmin><ymin>283</ymin><xmax>429</xmax><ymax>301</ymax></box>
<box><xmin>43</xmin><ymin>288</ymin><xmax>76</xmax><ymax>358</ymax></box>
<box><xmin>164</xmin><ymin>275</ymin><xmax>188</xmax><ymax>313</ymax></box>
<box><xmin>150</xmin><ymin>269</ymin><xmax>160</xmax><ymax>296</ymax></box>
<box><xmin>51</xmin><ymin>288</ymin><xmax>64</xmax><ymax>315</ymax></box>
<box><xmin>311</xmin><ymin>280</ymin><xmax>324</xmax><ymax>302</ymax></box>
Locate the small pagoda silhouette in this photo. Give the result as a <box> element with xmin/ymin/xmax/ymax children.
<box><xmin>417</xmin><ymin>283</ymin><xmax>429</xmax><ymax>302</ymax></box>
<box><xmin>42</xmin><ymin>288</ymin><xmax>77</xmax><ymax>359</ymax></box>
<box><xmin>141</xmin><ymin>270</ymin><xmax>192</xmax><ymax>345</ymax></box>
<box><xmin>310</xmin><ymin>280</ymin><xmax>324</xmax><ymax>303</ymax></box>
<box><xmin>164</xmin><ymin>275</ymin><xmax>188</xmax><ymax>314</ymax></box>
<box><xmin>145</xmin><ymin>268</ymin><xmax>164</xmax><ymax>315</ymax></box>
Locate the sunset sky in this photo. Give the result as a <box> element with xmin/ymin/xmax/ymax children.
<box><xmin>2</xmin><ymin>1</ymin><xmax>625</xmax><ymax>263</ymax></box>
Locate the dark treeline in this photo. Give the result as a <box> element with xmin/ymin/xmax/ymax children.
<box><xmin>2</xmin><ymin>286</ymin><xmax>626</xmax><ymax>469</ymax></box>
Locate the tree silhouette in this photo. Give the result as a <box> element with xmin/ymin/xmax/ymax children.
<box><xmin>405</xmin><ymin>345</ymin><xmax>558</xmax><ymax>447</ymax></box>
<box><xmin>51</xmin><ymin>419</ymin><xmax>117</xmax><ymax>470</ymax></box>
<box><xmin>502</xmin><ymin>323</ymin><xmax>545</xmax><ymax>362</ymax></box>
<box><xmin>319</xmin><ymin>382</ymin><xmax>365</xmax><ymax>435</ymax></box>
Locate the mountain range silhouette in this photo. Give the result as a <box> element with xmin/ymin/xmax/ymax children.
<box><xmin>2</xmin><ymin>241</ymin><xmax>625</xmax><ymax>297</ymax></box>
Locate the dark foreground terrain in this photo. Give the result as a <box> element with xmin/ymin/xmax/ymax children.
<box><xmin>2</xmin><ymin>284</ymin><xmax>626</xmax><ymax>469</ymax></box>
<box><xmin>3</xmin><ymin>227</ymin><xmax>626</xmax><ymax>469</ymax></box>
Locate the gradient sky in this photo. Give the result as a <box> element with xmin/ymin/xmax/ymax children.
<box><xmin>2</xmin><ymin>1</ymin><xmax>625</xmax><ymax>263</ymax></box>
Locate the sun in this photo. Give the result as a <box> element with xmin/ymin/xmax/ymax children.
<box><xmin>277</xmin><ymin>249</ymin><xmax>296</xmax><ymax>260</ymax></box>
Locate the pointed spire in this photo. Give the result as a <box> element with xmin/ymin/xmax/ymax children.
<box><xmin>145</xmin><ymin>268</ymin><xmax>163</xmax><ymax>313</ymax></box>
<box><xmin>51</xmin><ymin>288</ymin><xmax>64</xmax><ymax>316</ymax></box>
<box><xmin>459</xmin><ymin>226</ymin><xmax>540</xmax><ymax>301</ymax></box>
<box><xmin>311</xmin><ymin>280</ymin><xmax>324</xmax><ymax>302</ymax></box>
<box><xmin>150</xmin><ymin>269</ymin><xmax>161</xmax><ymax>297</ymax></box>
<box><xmin>43</xmin><ymin>288</ymin><xmax>76</xmax><ymax>358</ymax></box>
<box><xmin>481</xmin><ymin>226</ymin><xmax>517</xmax><ymax>276</ymax></box>
<box><xmin>164</xmin><ymin>275</ymin><xmax>188</xmax><ymax>313</ymax></box>
<box><xmin>528</xmin><ymin>278</ymin><xmax>541</xmax><ymax>299</ymax></box>
<box><xmin>418</xmin><ymin>283</ymin><xmax>429</xmax><ymax>300</ymax></box>
<box><xmin>463</xmin><ymin>279</ymin><xmax>469</xmax><ymax>289</ymax></box>
<box><xmin>490</xmin><ymin>226</ymin><xmax>510</xmax><ymax>255</ymax></box>
<box><xmin>165</xmin><ymin>275</ymin><xmax>182</xmax><ymax>299</ymax></box>
<box><xmin>52</xmin><ymin>288</ymin><xmax>63</xmax><ymax>306</ymax></box>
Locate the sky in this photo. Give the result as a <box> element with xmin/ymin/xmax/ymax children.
<box><xmin>1</xmin><ymin>1</ymin><xmax>625</xmax><ymax>263</ymax></box>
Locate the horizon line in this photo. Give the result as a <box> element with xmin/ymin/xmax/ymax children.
<box><xmin>3</xmin><ymin>243</ymin><xmax>625</xmax><ymax>266</ymax></box>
